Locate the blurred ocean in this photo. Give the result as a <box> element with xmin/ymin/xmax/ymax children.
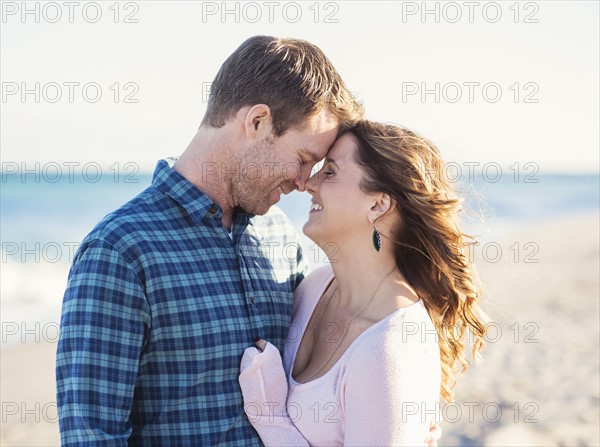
<box><xmin>1</xmin><ymin>169</ymin><xmax>598</xmax><ymax>343</ymax></box>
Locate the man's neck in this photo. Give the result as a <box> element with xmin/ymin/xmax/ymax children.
<box><xmin>173</xmin><ymin>128</ymin><xmax>236</xmax><ymax>231</ymax></box>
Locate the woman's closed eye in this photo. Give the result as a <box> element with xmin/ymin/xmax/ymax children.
<box><xmin>322</xmin><ymin>162</ymin><xmax>337</xmax><ymax>177</ymax></box>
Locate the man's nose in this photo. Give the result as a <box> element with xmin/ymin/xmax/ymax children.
<box><xmin>295</xmin><ymin>165</ymin><xmax>312</xmax><ymax>192</ymax></box>
<box><xmin>295</xmin><ymin>177</ymin><xmax>307</xmax><ymax>192</ymax></box>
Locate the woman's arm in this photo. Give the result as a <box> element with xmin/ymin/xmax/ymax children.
<box><xmin>239</xmin><ymin>341</ymin><xmax>310</xmax><ymax>447</ymax></box>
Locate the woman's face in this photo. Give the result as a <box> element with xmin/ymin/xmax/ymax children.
<box><xmin>303</xmin><ymin>133</ymin><xmax>375</xmax><ymax>249</ymax></box>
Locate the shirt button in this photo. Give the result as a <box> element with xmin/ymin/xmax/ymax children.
<box><xmin>250</xmin><ymin>296</ymin><xmax>255</xmax><ymax>304</ymax></box>
<box><xmin>208</xmin><ymin>206</ymin><xmax>217</xmax><ymax>215</ymax></box>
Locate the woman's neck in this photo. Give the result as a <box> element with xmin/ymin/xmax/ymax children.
<box><xmin>326</xmin><ymin>241</ymin><xmax>400</xmax><ymax>310</ymax></box>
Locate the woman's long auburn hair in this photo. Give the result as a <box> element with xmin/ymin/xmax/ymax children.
<box><xmin>350</xmin><ymin>120</ymin><xmax>488</xmax><ymax>403</ymax></box>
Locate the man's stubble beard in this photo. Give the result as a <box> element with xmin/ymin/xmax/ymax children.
<box><xmin>232</xmin><ymin>138</ymin><xmax>280</xmax><ymax>216</ymax></box>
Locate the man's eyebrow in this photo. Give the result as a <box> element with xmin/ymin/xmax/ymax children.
<box><xmin>302</xmin><ymin>148</ymin><xmax>322</xmax><ymax>162</ymax></box>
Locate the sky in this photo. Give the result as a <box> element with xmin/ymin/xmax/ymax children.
<box><xmin>1</xmin><ymin>0</ymin><xmax>599</xmax><ymax>174</ymax></box>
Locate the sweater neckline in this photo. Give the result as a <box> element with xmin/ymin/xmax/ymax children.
<box><xmin>289</xmin><ymin>266</ymin><xmax>423</xmax><ymax>388</ymax></box>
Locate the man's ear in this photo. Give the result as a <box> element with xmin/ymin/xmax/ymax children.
<box><xmin>368</xmin><ymin>193</ymin><xmax>393</xmax><ymax>224</ymax></box>
<box><xmin>244</xmin><ymin>104</ymin><xmax>273</xmax><ymax>140</ymax></box>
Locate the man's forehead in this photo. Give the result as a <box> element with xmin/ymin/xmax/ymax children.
<box><xmin>294</xmin><ymin>109</ymin><xmax>339</xmax><ymax>160</ymax></box>
<box><xmin>304</xmin><ymin>106</ymin><xmax>339</xmax><ymax>134</ymax></box>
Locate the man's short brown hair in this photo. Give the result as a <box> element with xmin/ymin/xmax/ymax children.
<box><xmin>201</xmin><ymin>36</ymin><xmax>364</xmax><ymax>136</ymax></box>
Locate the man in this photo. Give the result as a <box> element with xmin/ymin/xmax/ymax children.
<box><xmin>56</xmin><ymin>36</ymin><xmax>363</xmax><ymax>446</ymax></box>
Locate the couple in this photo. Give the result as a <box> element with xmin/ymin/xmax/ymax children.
<box><xmin>56</xmin><ymin>36</ymin><xmax>486</xmax><ymax>446</ymax></box>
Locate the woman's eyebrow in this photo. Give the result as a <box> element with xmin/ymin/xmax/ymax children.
<box><xmin>325</xmin><ymin>157</ymin><xmax>338</xmax><ymax>166</ymax></box>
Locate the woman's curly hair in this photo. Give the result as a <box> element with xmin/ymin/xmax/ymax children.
<box><xmin>350</xmin><ymin>120</ymin><xmax>488</xmax><ymax>402</ymax></box>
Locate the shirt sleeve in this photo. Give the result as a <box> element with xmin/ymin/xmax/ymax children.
<box><xmin>56</xmin><ymin>238</ymin><xmax>151</xmax><ymax>447</ymax></box>
<box><xmin>341</xmin><ymin>332</ymin><xmax>435</xmax><ymax>446</ymax></box>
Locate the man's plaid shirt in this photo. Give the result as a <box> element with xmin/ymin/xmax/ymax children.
<box><xmin>56</xmin><ymin>158</ymin><xmax>307</xmax><ymax>446</ymax></box>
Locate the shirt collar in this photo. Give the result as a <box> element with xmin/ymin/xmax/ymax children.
<box><xmin>151</xmin><ymin>157</ymin><xmax>219</xmax><ymax>225</ymax></box>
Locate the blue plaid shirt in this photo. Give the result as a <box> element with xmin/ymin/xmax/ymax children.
<box><xmin>56</xmin><ymin>158</ymin><xmax>307</xmax><ymax>446</ymax></box>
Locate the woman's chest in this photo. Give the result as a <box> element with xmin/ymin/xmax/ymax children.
<box><xmin>286</xmin><ymin>379</ymin><xmax>345</xmax><ymax>446</ymax></box>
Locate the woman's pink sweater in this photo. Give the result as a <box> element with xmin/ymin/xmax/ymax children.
<box><xmin>240</xmin><ymin>265</ymin><xmax>441</xmax><ymax>446</ymax></box>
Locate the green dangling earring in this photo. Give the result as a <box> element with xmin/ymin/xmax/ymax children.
<box><xmin>372</xmin><ymin>226</ymin><xmax>382</xmax><ymax>252</ymax></box>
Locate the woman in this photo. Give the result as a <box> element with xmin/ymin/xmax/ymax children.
<box><xmin>239</xmin><ymin>120</ymin><xmax>487</xmax><ymax>446</ymax></box>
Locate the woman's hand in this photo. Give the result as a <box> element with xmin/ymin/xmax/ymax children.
<box><xmin>238</xmin><ymin>340</ymin><xmax>310</xmax><ymax>446</ymax></box>
<box><xmin>239</xmin><ymin>339</ymin><xmax>289</xmax><ymax>422</ymax></box>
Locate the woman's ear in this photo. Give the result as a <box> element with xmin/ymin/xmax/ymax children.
<box><xmin>244</xmin><ymin>104</ymin><xmax>273</xmax><ymax>140</ymax></box>
<box><xmin>368</xmin><ymin>193</ymin><xmax>392</xmax><ymax>224</ymax></box>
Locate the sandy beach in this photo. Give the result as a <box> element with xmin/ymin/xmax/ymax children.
<box><xmin>1</xmin><ymin>213</ymin><xmax>598</xmax><ymax>446</ymax></box>
<box><xmin>441</xmin><ymin>212</ymin><xmax>600</xmax><ymax>446</ymax></box>
<box><xmin>1</xmin><ymin>340</ymin><xmax>59</xmax><ymax>445</ymax></box>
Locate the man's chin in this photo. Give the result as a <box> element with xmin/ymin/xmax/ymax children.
<box><xmin>242</xmin><ymin>201</ymin><xmax>273</xmax><ymax>216</ymax></box>
<box><xmin>240</xmin><ymin>189</ymin><xmax>285</xmax><ymax>215</ymax></box>
<box><xmin>252</xmin><ymin>205</ymin><xmax>272</xmax><ymax>216</ymax></box>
